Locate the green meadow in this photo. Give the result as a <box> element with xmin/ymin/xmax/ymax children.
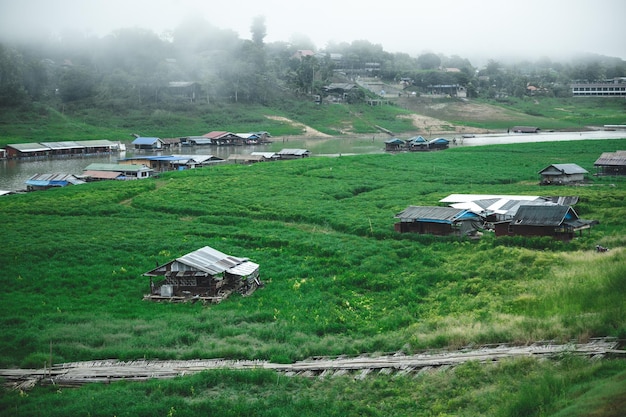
<box><xmin>1</xmin><ymin>138</ymin><xmax>625</xmax><ymax>416</ymax></box>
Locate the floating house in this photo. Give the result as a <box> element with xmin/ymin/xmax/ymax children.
<box><xmin>202</xmin><ymin>131</ymin><xmax>243</xmax><ymax>145</ymax></box>
<box><xmin>427</xmin><ymin>138</ymin><xmax>450</xmax><ymax>150</ymax></box>
<box><xmin>407</xmin><ymin>136</ymin><xmax>427</xmax><ymax>151</ymax></box>
<box><xmin>119</xmin><ymin>155</ymin><xmax>223</xmax><ymax>172</ymax></box>
<box><xmin>384</xmin><ymin>138</ymin><xmax>406</xmax><ymax>151</ymax></box>
<box><xmin>25</xmin><ymin>173</ymin><xmax>85</xmax><ymax>191</ymax></box>
<box><xmin>132</xmin><ymin>137</ymin><xmax>164</xmax><ymax>150</ymax></box>
<box><xmin>277</xmin><ymin>149</ymin><xmax>311</xmax><ymax>159</ymax></box>
<box><xmin>82</xmin><ymin>163</ymin><xmax>154</xmax><ymax>180</ymax></box>
<box><xmin>142</xmin><ymin>246</ymin><xmax>261</xmax><ymax>303</ymax></box>
<box><xmin>4</xmin><ymin>140</ymin><xmax>122</xmax><ymax>159</ymax></box>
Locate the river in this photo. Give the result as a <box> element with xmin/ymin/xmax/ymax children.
<box><xmin>1</xmin><ymin>130</ymin><xmax>625</xmax><ymax>192</ymax></box>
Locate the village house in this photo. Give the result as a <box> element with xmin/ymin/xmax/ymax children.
<box><xmin>427</xmin><ymin>138</ymin><xmax>450</xmax><ymax>150</ymax></box>
<box><xmin>277</xmin><ymin>149</ymin><xmax>311</xmax><ymax>159</ymax></box>
<box><xmin>82</xmin><ymin>163</ymin><xmax>154</xmax><ymax>180</ymax></box>
<box><xmin>202</xmin><ymin>131</ymin><xmax>243</xmax><ymax>145</ymax></box>
<box><xmin>4</xmin><ymin>140</ymin><xmax>122</xmax><ymax>159</ymax></box>
<box><xmin>142</xmin><ymin>246</ymin><xmax>261</xmax><ymax>303</ymax></box>
<box><xmin>5</xmin><ymin>143</ymin><xmax>54</xmax><ymax>158</ymax></box>
<box><xmin>538</xmin><ymin>163</ymin><xmax>588</xmax><ymax>185</ymax></box>
<box><xmin>25</xmin><ymin>173</ymin><xmax>85</xmax><ymax>191</ymax></box>
<box><xmin>440</xmin><ymin>193</ymin><xmax>580</xmax><ymax>225</ymax></box>
<box><xmin>407</xmin><ymin>136</ymin><xmax>427</xmax><ymax>151</ymax></box>
<box><xmin>594</xmin><ymin>150</ymin><xmax>626</xmax><ymax>176</ymax></box>
<box><xmin>132</xmin><ymin>137</ymin><xmax>164</xmax><ymax>150</ymax></box>
<box><xmin>119</xmin><ymin>155</ymin><xmax>223</xmax><ymax>172</ymax></box>
<box><xmin>394</xmin><ymin>206</ymin><xmax>483</xmax><ymax>237</ymax></box>
<box><xmin>494</xmin><ymin>205</ymin><xmax>596</xmax><ymax>241</ymax></box>
<box><xmin>384</xmin><ymin>138</ymin><xmax>406</xmax><ymax>151</ymax></box>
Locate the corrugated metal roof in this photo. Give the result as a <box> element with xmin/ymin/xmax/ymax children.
<box><xmin>132</xmin><ymin>137</ymin><xmax>161</xmax><ymax>145</ymax></box>
<box><xmin>385</xmin><ymin>138</ymin><xmax>405</xmax><ymax>144</ymax></box>
<box><xmin>440</xmin><ymin>194</ymin><xmax>540</xmax><ymax>203</ymax></box>
<box><xmin>541</xmin><ymin>196</ymin><xmax>579</xmax><ymax>205</ymax></box>
<box><xmin>176</xmin><ymin>246</ymin><xmax>248</xmax><ymax>275</ymax></box>
<box><xmin>25</xmin><ymin>173</ymin><xmax>85</xmax><ymax>186</ymax></box>
<box><xmin>512</xmin><ymin>205</ymin><xmax>575</xmax><ymax>226</ymax></box>
<box><xmin>76</xmin><ymin>140</ymin><xmax>118</xmax><ymax>147</ymax></box>
<box><xmin>7</xmin><ymin>143</ymin><xmax>51</xmax><ymax>152</ymax></box>
<box><xmin>203</xmin><ymin>131</ymin><xmax>231</xmax><ymax>139</ymax></box>
<box><xmin>278</xmin><ymin>148</ymin><xmax>310</xmax><ymax>155</ymax></box>
<box><xmin>84</xmin><ymin>163</ymin><xmax>151</xmax><ymax>172</ymax></box>
<box><xmin>395</xmin><ymin>206</ymin><xmax>473</xmax><ymax>223</ymax></box>
<box><xmin>236</xmin><ymin>133</ymin><xmax>259</xmax><ymax>139</ymax></box>
<box><xmin>408</xmin><ymin>136</ymin><xmax>426</xmax><ymax>143</ymax></box>
<box><xmin>228</xmin><ymin>261</ymin><xmax>259</xmax><ymax>277</ymax></box>
<box><xmin>172</xmin><ymin>155</ymin><xmax>221</xmax><ymax>163</ymax></box>
<box><xmin>228</xmin><ymin>154</ymin><xmax>265</xmax><ymax>161</ymax></box>
<box><xmin>250</xmin><ymin>152</ymin><xmax>277</xmax><ymax>158</ymax></box>
<box><xmin>190</xmin><ymin>138</ymin><xmax>213</xmax><ymax>145</ymax></box>
<box><xmin>428</xmin><ymin>138</ymin><xmax>449</xmax><ymax>145</ymax></box>
<box><xmin>40</xmin><ymin>141</ymin><xmax>84</xmax><ymax>150</ymax></box>
<box><xmin>594</xmin><ymin>151</ymin><xmax>626</xmax><ymax>166</ymax></box>
<box><xmin>538</xmin><ymin>164</ymin><xmax>588</xmax><ymax>175</ymax></box>
<box><xmin>82</xmin><ymin>170</ymin><xmax>122</xmax><ymax>179</ymax></box>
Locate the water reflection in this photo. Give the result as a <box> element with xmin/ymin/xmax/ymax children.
<box><xmin>0</xmin><ymin>144</ymin><xmax>277</xmax><ymax>192</ymax></box>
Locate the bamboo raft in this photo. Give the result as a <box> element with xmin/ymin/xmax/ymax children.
<box><xmin>1</xmin><ymin>339</ymin><xmax>622</xmax><ymax>390</ymax></box>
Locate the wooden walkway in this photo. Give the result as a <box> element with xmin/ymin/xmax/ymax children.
<box><xmin>1</xmin><ymin>339</ymin><xmax>622</xmax><ymax>390</ymax></box>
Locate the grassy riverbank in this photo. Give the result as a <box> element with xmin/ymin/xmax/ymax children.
<box><xmin>1</xmin><ymin>139</ymin><xmax>625</xmax><ymax>416</ymax></box>
<box><xmin>1</xmin><ymin>97</ymin><xmax>625</xmax><ymax>147</ymax></box>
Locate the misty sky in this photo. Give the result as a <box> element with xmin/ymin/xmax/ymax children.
<box><xmin>1</xmin><ymin>0</ymin><xmax>625</xmax><ymax>62</ymax></box>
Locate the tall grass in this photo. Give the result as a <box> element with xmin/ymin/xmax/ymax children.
<box><xmin>0</xmin><ymin>139</ymin><xmax>625</xmax><ymax>416</ymax></box>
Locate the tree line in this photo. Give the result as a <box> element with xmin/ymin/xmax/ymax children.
<box><xmin>1</xmin><ymin>16</ymin><xmax>624</xmax><ymax>109</ymax></box>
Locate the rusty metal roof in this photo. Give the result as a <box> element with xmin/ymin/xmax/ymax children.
<box><xmin>594</xmin><ymin>151</ymin><xmax>626</xmax><ymax>166</ymax></box>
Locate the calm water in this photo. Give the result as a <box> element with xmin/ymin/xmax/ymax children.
<box><xmin>2</xmin><ymin>130</ymin><xmax>623</xmax><ymax>192</ymax></box>
<box><xmin>0</xmin><ymin>145</ymin><xmax>269</xmax><ymax>192</ymax></box>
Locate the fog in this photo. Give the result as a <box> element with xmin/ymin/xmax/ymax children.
<box><xmin>1</xmin><ymin>0</ymin><xmax>625</xmax><ymax>62</ymax></box>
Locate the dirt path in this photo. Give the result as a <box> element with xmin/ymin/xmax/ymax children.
<box><xmin>2</xmin><ymin>339</ymin><xmax>621</xmax><ymax>389</ymax></box>
<box><xmin>265</xmin><ymin>115</ymin><xmax>332</xmax><ymax>137</ymax></box>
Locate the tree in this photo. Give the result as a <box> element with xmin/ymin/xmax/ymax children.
<box><xmin>0</xmin><ymin>44</ymin><xmax>27</xmax><ymax>106</ymax></box>
<box><xmin>58</xmin><ymin>65</ymin><xmax>97</xmax><ymax>102</ymax></box>
<box><xmin>416</xmin><ymin>53</ymin><xmax>441</xmax><ymax>70</ymax></box>
<box><xmin>251</xmin><ymin>16</ymin><xmax>267</xmax><ymax>47</ymax></box>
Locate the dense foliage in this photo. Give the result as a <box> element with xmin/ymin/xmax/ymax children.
<box><xmin>0</xmin><ymin>139</ymin><xmax>625</xmax><ymax>416</ymax></box>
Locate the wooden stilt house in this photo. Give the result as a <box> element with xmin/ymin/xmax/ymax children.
<box><xmin>142</xmin><ymin>246</ymin><xmax>261</xmax><ymax>303</ymax></box>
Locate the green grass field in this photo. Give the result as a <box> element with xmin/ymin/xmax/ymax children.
<box><xmin>1</xmin><ymin>136</ymin><xmax>625</xmax><ymax>416</ymax></box>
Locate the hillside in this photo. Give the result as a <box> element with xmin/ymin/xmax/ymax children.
<box><xmin>1</xmin><ymin>138</ymin><xmax>625</xmax><ymax>416</ymax></box>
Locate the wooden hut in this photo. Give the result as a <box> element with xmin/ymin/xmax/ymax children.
<box><xmin>594</xmin><ymin>150</ymin><xmax>626</xmax><ymax>176</ymax></box>
<box><xmin>394</xmin><ymin>206</ymin><xmax>483</xmax><ymax>237</ymax></box>
<box><xmin>142</xmin><ymin>246</ymin><xmax>261</xmax><ymax>303</ymax></box>
<box><xmin>384</xmin><ymin>138</ymin><xmax>406</xmax><ymax>151</ymax></box>
<box><xmin>538</xmin><ymin>164</ymin><xmax>588</xmax><ymax>185</ymax></box>
<box><xmin>494</xmin><ymin>205</ymin><xmax>596</xmax><ymax>241</ymax></box>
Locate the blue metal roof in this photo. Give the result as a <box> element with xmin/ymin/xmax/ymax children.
<box><xmin>132</xmin><ymin>137</ymin><xmax>161</xmax><ymax>145</ymax></box>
